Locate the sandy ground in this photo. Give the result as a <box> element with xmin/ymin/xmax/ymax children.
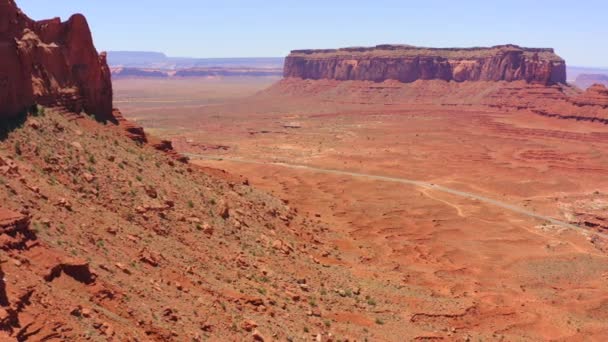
<box><xmin>115</xmin><ymin>77</ymin><xmax>608</xmax><ymax>339</ymax></box>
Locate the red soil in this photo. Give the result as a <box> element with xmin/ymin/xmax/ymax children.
<box><xmin>140</xmin><ymin>77</ymin><xmax>608</xmax><ymax>340</ymax></box>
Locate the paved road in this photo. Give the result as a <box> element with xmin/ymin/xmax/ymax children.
<box><xmin>186</xmin><ymin>153</ymin><xmax>598</xmax><ymax>236</ymax></box>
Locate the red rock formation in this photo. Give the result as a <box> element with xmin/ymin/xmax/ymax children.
<box><xmin>112</xmin><ymin>108</ymin><xmax>148</xmax><ymax>144</ymax></box>
<box><xmin>112</xmin><ymin>108</ymin><xmax>189</xmax><ymax>163</ymax></box>
<box><xmin>284</xmin><ymin>44</ymin><xmax>566</xmax><ymax>85</ymax></box>
<box><xmin>0</xmin><ymin>0</ymin><xmax>112</xmax><ymax>121</ymax></box>
<box><xmin>0</xmin><ymin>208</ymin><xmax>31</xmax><ymax>251</ymax></box>
<box><xmin>151</xmin><ymin>139</ymin><xmax>190</xmax><ymax>163</ymax></box>
<box><xmin>572</xmin><ymin>84</ymin><xmax>608</xmax><ymax>108</ymax></box>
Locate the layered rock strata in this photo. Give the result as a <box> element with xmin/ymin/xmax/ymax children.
<box><xmin>284</xmin><ymin>44</ymin><xmax>566</xmax><ymax>85</ymax></box>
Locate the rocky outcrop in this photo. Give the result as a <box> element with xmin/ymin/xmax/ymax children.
<box><xmin>571</xmin><ymin>84</ymin><xmax>608</xmax><ymax>108</ymax></box>
<box><xmin>112</xmin><ymin>108</ymin><xmax>148</xmax><ymax>144</ymax></box>
<box><xmin>0</xmin><ymin>0</ymin><xmax>113</xmax><ymax>121</ymax></box>
<box><xmin>284</xmin><ymin>44</ymin><xmax>566</xmax><ymax>85</ymax></box>
<box><xmin>112</xmin><ymin>108</ymin><xmax>189</xmax><ymax>163</ymax></box>
<box><xmin>0</xmin><ymin>208</ymin><xmax>32</xmax><ymax>251</ymax></box>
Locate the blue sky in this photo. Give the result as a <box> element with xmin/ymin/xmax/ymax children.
<box><xmin>17</xmin><ymin>0</ymin><xmax>608</xmax><ymax>67</ymax></box>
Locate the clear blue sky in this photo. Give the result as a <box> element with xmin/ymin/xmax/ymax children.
<box><xmin>17</xmin><ymin>0</ymin><xmax>608</xmax><ymax>67</ymax></box>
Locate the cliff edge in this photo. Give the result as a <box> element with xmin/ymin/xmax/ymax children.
<box><xmin>284</xmin><ymin>44</ymin><xmax>566</xmax><ymax>85</ymax></box>
<box><xmin>0</xmin><ymin>0</ymin><xmax>112</xmax><ymax>120</ymax></box>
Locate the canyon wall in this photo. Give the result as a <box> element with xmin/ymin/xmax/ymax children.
<box><xmin>0</xmin><ymin>0</ymin><xmax>112</xmax><ymax>121</ymax></box>
<box><xmin>284</xmin><ymin>44</ymin><xmax>566</xmax><ymax>85</ymax></box>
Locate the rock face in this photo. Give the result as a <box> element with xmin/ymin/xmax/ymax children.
<box><xmin>0</xmin><ymin>0</ymin><xmax>112</xmax><ymax>121</ymax></box>
<box><xmin>284</xmin><ymin>44</ymin><xmax>566</xmax><ymax>85</ymax></box>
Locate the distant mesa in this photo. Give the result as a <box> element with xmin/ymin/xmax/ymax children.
<box><xmin>110</xmin><ymin>67</ymin><xmax>169</xmax><ymax>78</ymax></box>
<box><xmin>267</xmin><ymin>44</ymin><xmax>608</xmax><ymax>124</ymax></box>
<box><xmin>107</xmin><ymin>52</ymin><xmax>285</xmax><ymax>79</ymax></box>
<box><xmin>575</xmin><ymin>74</ymin><xmax>608</xmax><ymax>90</ymax></box>
<box><xmin>107</xmin><ymin>51</ymin><xmax>285</xmax><ymax>70</ymax></box>
<box><xmin>110</xmin><ymin>66</ymin><xmax>283</xmax><ymax>79</ymax></box>
<box><xmin>172</xmin><ymin>67</ymin><xmax>282</xmax><ymax>78</ymax></box>
<box><xmin>0</xmin><ymin>0</ymin><xmax>112</xmax><ymax>120</ymax></box>
<box><xmin>284</xmin><ymin>44</ymin><xmax>567</xmax><ymax>85</ymax></box>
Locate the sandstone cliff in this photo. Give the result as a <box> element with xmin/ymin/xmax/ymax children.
<box><xmin>0</xmin><ymin>0</ymin><xmax>112</xmax><ymax>120</ymax></box>
<box><xmin>284</xmin><ymin>44</ymin><xmax>566</xmax><ymax>85</ymax></box>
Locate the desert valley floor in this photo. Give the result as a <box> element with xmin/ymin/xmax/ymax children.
<box><xmin>114</xmin><ymin>77</ymin><xmax>608</xmax><ymax>340</ymax></box>
<box><xmin>4</xmin><ymin>1</ymin><xmax>608</xmax><ymax>340</ymax></box>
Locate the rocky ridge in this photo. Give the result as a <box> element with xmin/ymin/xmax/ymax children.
<box><xmin>284</xmin><ymin>44</ymin><xmax>566</xmax><ymax>85</ymax></box>
<box><xmin>0</xmin><ymin>105</ymin><xmax>399</xmax><ymax>341</ymax></box>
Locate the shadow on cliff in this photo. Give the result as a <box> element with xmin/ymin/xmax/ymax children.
<box><xmin>0</xmin><ymin>106</ymin><xmax>37</xmax><ymax>141</ymax></box>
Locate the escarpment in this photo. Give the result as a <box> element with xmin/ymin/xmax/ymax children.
<box><xmin>0</xmin><ymin>0</ymin><xmax>112</xmax><ymax>120</ymax></box>
<box><xmin>1</xmin><ymin>0</ymin><xmax>187</xmax><ymax>161</ymax></box>
<box><xmin>284</xmin><ymin>44</ymin><xmax>566</xmax><ymax>85</ymax></box>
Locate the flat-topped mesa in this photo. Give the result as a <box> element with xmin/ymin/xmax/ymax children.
<box><xmin>284</xmin><ymin>44</ymin><xmax>567</xmax><ymax>85</ymax></box>
<box><xmin>0</xmin><ymin>0</ymin><xmax>113</xmax><ymax>121</ymax></box>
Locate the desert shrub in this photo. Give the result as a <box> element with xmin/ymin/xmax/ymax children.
<box><xmin>14</xmin><ymin>141</ymin><xmax>22</xmax><ymax>155</ymax></box>
<box><xmin>32</xmin><ymin>104</ymin><xmax>45</xmax><ymax>117</ymax></box>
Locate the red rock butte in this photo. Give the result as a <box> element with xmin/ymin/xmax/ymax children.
<box><xmin>0</xmin><ymin>0</ymin><xmax>112</xmax><ymax>120</ymax></box>
<box><xmin>284</xmin><ymin>44</ymin><xmax>567</xmax><ymax>85</ymax></box>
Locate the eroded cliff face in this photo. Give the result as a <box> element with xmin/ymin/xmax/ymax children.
<box><xmin>284</xmin><ymin>44</ymin><xmax>566</xmax><ymax>85</ymax></box>
<box><xmin>0</xmin><ymin>0</ymin><xmax>112</xmax><ymax>121</ymax></box>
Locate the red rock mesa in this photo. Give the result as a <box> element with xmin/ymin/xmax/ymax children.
<box><xmin>284</xmin><ymin>44</ymin><xmax>566</xmax><ymax>85</ymax></box>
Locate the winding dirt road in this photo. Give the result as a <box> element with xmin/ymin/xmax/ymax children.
<box><xmin>187</xmin><ymin>153</ymin><xmax>600</xmax><ymax>236</ymax></box>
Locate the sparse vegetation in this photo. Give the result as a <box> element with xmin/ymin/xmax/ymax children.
<box><xmin>32</xmin><ymin>104</ymin><xmax>46</xmax><ymax>117</ymax></box>
<box><xmin>14</xmin><ymin>141</ymin><xmax>22</xmax><ymax>155</ymax></box>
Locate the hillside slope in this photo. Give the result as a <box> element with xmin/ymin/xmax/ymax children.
<box><xmin>0</xmin><ymin>109</ymin><xmax>402</xmax><ymax>341</ymax></box>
